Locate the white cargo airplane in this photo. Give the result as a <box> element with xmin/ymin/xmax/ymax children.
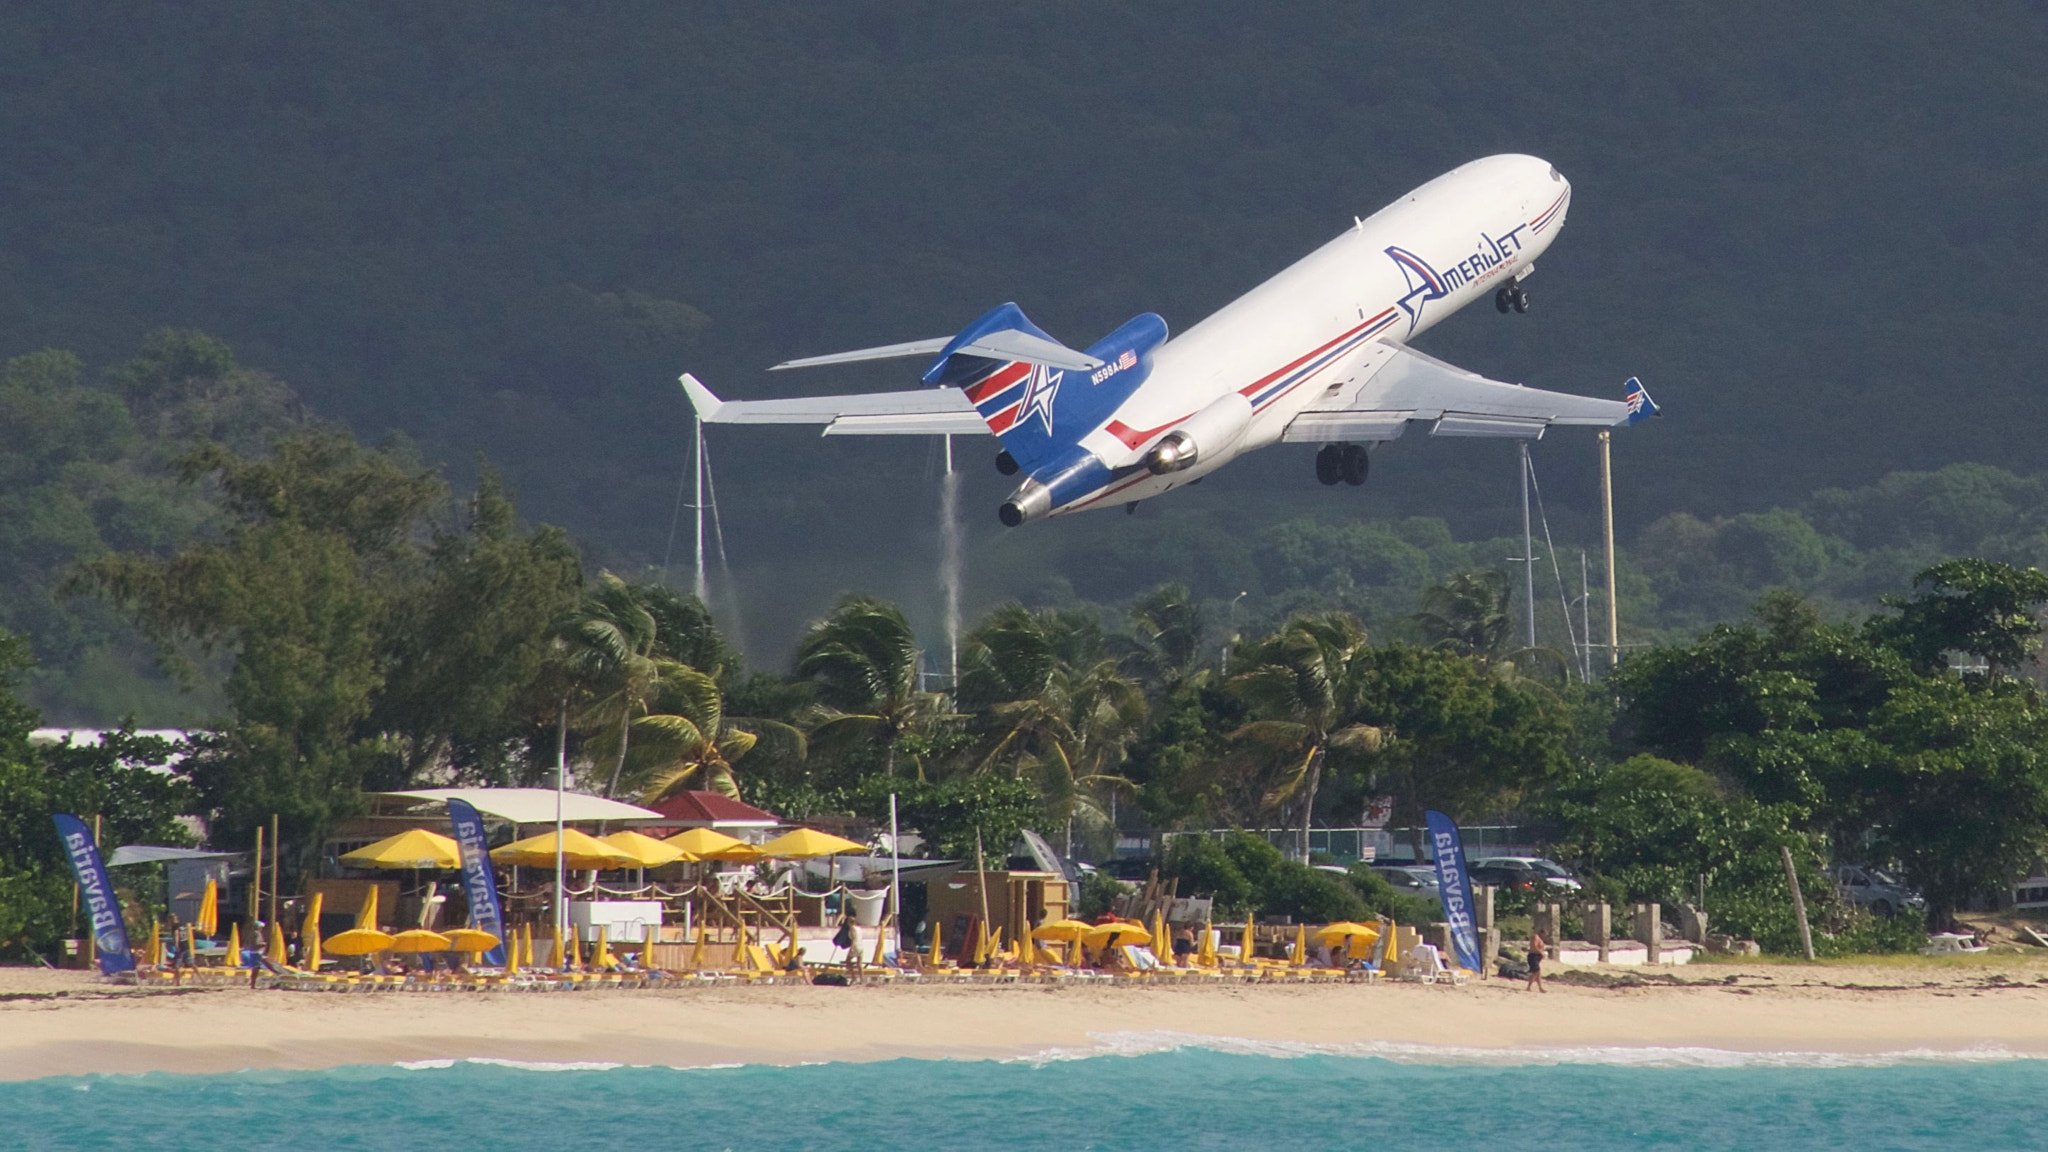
<box><xmin>681</xmin><ymin>153</ymin><xmax>1655</xmax><ymax>526</ymax></box>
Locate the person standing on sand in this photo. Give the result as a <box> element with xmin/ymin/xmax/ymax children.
<box><xmin>1525</xmin><ymin>928</ymin><xmax>1547</xmax><ymax>993</ymax></box>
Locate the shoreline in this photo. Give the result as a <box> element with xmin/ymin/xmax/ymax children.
<box><xmin>6</xmin><ymin>960</ymin><xmax>2048</xmax><ymax>1082</ymax></box>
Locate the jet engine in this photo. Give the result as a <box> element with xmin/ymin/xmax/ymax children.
<box><xmin>1145</xmin><ymin>392</ymin><xmax>1253</xmax><ymax>475</ymax></box>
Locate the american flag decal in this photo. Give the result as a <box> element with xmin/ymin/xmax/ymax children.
<box><xmin>1117</xmin><ymin>349</ymin><xmax>1137</xmax><ymax>370</ymax></box>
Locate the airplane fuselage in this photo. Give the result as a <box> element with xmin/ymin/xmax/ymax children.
<box><xmin>1030</xmin><ymin>154</ymin><xmax>1571</xmax><ymax>517</ymax></box>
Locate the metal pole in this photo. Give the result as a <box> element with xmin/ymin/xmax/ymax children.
<box><xmin>889</xmin><ymin>793</ymin><xmax>902</xmax><ymax>957</ymax></box>
<box><xmin>1600</xmin><ymin>430</ymin><xmax>1619</xmax><ymax>667</ymax></box>
<box><xmin>1519</xmin><ymin>441</ymin><xmax>1536</xmax><ymax>649</ymax></box>
<box><xmin>556</xmin><ymin>700</ymin><xmax>568</xmax><ymax>962</ymax></box>
<box><xmin>943</xmin><ymin>433</ymin><xmax>957</xmax><ymax>686</ymax></box>
<box><xmin>693</xmin><ymin>416</ymin><xmax>708</xmax><ymax>605</ymax></box>
<box><xmin>268</xmin><ymin>814</ymin><xmax>279</xmax><ymax>928</ymax></box>
<box><xmin>1579</xmin><ymin>550</ymin><xmax>1592</xmax><ymax>683</ymax></box>
<box><xmin>251</xmin><ymin>821</ymin><xmax>263</xmax><ymax>943</ymax></box>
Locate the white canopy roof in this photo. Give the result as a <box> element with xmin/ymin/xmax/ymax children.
<box><xmin>373</xmin><ymin>788</ymin><xmax>666</xmax><ymax>826</ymax></box>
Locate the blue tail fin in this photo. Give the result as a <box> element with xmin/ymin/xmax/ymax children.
<box><xmin>1623</xmin><ymin>377</ymin><xmax>1659</xmax><ymax>424</ymax></box>
<box><xmin>941</xmin><ymin>305</ymin><xmax>1168</xmax><ymax>472</ymax></box>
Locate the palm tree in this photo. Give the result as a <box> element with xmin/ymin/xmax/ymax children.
<box><xmin>962</xmin><ymin>604</ymin><xmax>1147</xmax><ymax>854</ymax></box>
<box><xmin>561</xmin><ymin>571</ymin><xmax>665</xmax><ymax>797</ymax></box>
<box><xmin>1119</xmin><ymin>583</ymin><xmax>1210</xmax><ymax>696</ymax></box>
<box><xmin>1410</xmin><ymin>570</ymin><xmax>1569</xmax><ymax>685</ymax></box>
<box><xmin>793</xmin><ymin>595</ymin><xmax>951</xmax><ymax>777</ymax></box>
<box><xmin>629</xmin><ymin>664</ymin><xmax>803</xmax><ymax>802</ymax></box>
<box><xmin>1227</xmin><ymin>612</ymin><xmax>1385</xmax><ymax>861</ymax></box>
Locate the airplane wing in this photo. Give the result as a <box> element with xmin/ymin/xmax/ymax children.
<box><xmin>1282</xmin><ymin>344</ymin><xmax>1650</xmax><ymax>442</ymax></box>
<box><xmin>680</xmin><ymin>374</ymin><xmax>989</xmax><ymax>436</ymax></box>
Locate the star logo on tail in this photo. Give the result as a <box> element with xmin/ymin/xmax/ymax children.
<box><xmin>1018</xmin><ymin>364</ymin><xmax>1062</xmax><ymax>435</ymax></box>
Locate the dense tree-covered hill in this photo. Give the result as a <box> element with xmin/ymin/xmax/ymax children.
<box><xmin>4</xmin><ymin>2</ymin><xmax>2046</xmax><ymax>664</ymax></box>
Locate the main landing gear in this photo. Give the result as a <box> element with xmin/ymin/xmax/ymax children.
<box><xmin>1315</xmin><ymin>443</ymin><xmax>1369</xmax><ymax>487</ymax></box>
<box><xmin>1494</xmin><ymin>277</ymin><xmax>1529</xmax><ymax>314</ymax></box>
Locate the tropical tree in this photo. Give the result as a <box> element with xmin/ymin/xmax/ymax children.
<box><xmin>793</xmin><ymin>595</ymin><xmax>951</xmax><ymax>778</ymax></box>
<box><xmin>630</xmin><ymin>665</ymin><xmax>767</xmax><ymax>802</ymax></box>
<box><xmin>1226</xmin><ymin>612</ymin><xmax>1385</xmax><ymax>860</ymax></box>
<box><xmin>561</xmin><ymin>571</ymin><xmax>667</xmax><ymax>798</ymax></box>
<box><xmin>961</xmin><ymin>605</ymin><xmax>1147</xmax><ymax>854</ymax></box>
<box><xmin>1409</xmin><ymin>569</ymin><xmax>1569</xmax><ymax>684</ymax></box>
<box><xmin>1120</xmin><ymin>584</ymin><xmax>1209</xmax><ymax>696</ymax></box>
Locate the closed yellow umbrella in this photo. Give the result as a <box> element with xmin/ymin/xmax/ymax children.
<box><xmin>225</xmin><ymin>922</ymin><xmax>242</xmax><ymax>967</ymax></box>
<box><xmin>1291</xmin><ymin>924</ymin><xmax>1307</xmax><ymax>967</ymax></box>
<box><xmin>592</xmin><ymin>926</ymin><xmax>616</xmax><ymax>970</ymax></box>
<box><xmin>600</xmin><ymin>831</ymin><xmax>692</xmax><ymax>867</ymax></box>
<box><xmin>303</xmin><ymin>893</ymin><xmax>324</xmax><ymax>970</ymax></box>
<box><xmin>196</xmin><ymin>877</ymin><xmax>219</xmax><ymax>937</ymax></box>
<box><xmin>325</xmin><ymin>887</ymin><xmax>392</xmax><ymax>956</ymax></box>
<box><xmin>340</xmin><ymin>829</ymin><xmax>461</xmax><ymax>870</ymax></box>
<box><xmin>688</xmin><ymin>927</ymin><xmax>706</xmax><ymax>972</ymax></box>
<box><xmin>148</xmin><ymin>919</ymin><xmax>163</xmax><ymax>968</ymax></box>
<box><xmin>491</xmin><ymin>829</ymin><xmax>638</xmax><ymax>870</ymax></box>
<box><xmin>267</xmin><ymin>919</ymin><xmax>287</xmax><ymax>967</ymax></box>
<box><xmin>1383</xmin><ymin>919</ymin><xmax>1399</xmax><ymax>966</ymax></box>
<box><xmin>553</xmin><ymin>920</ymin><xmax>569</xmax><ymax>970</ymax></box>
<box><xmin>758</xmin><ymin>828</ymin><xmax>869</xmax><ymax>859</ymax></box>
<box><xmin>354</xmin><ymin>885</ymin><xmax>381</xmax><ymax>930</ymax></box>
<box><xmin>1240</xmin><ymin>914</ymin><xmax>1255</xmax><ymax>964</ymax></box>
<box><xmin>1152</xmin><ymin>910</ymin><xmax>1170</xmax><ymax>964</ymax></box>
<box><xmin>1196</xmin><ymin>920</ymin><xmax>1217</xmax><ymax>967</ymax></box>
<box><xmin>928</xmin><ymin>917</ymin><xmax>943</xmax><ymax>970</ymax></box>
<box><xmin>389</xmin><ymin>929</ymin><xmax>453</xmax><ymax>953</ymax></box>
<box><xmin>1017</xmin><ymin>922</ymin><xmax>1035</xmax><ymax>966</ymax></box>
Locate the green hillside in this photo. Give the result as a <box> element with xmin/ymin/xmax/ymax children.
<box><xmin>3</xmin><ymin>2</ymin><xmax>2046</xmax><ymax>671</ymax></box>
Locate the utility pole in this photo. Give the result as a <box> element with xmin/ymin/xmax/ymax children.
<box><xmin>1599</xmin><ymin>430</ymin><xmax>1619</xmax><ymax>667</ymax></box>
<box><xmin>1579</xmin><ymin>551</ymin><xmax>1593</xmax><ymax>683</ymax></box>
<box><xmin>693</xmin><ymin>416</ymin><xmax>708</xmax><ymax>606</ymax></box>
<box><xmin>1519</xmin><ymin>441</ymin><xmax>1537</xmax><ymax>650</ymax></box>
<box><xmin>943</xmin><ymin>433</ymin><xmax>958</xmax><ymax>687</ymax></box>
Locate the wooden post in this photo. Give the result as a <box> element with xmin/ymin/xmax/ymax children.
<box><xmin>251</xmin><ymin>823</ymin><xmax>264</xmax><ymax>941</ymax></box>
<box><xmin>1600</xmin><ymin>429</ymin><xmax>1619</xmax><ymax>667</ymax></box>
<box><xmin>1781</xmin><ymin>846</ymin><xmax>1815</xmax><ymax>961</ymax></box>
<box><xmin>268</xmin><ymin>814</ymin><xmax>280</xmax><ymax>927</ymax></box>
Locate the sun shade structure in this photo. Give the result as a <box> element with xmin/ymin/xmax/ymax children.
<box><xmin>372</xmin><ymin>788</ymin><xmax>666</xmax><ymax>826</ymax></box>
<box><xmin>1315</xmin><ymin>921</ymin><xmax>1380</xmax><ymax>942</ymax></box>
<box><xmin>1031</xmin><ymin>919</ymin><xmax>1095</xmax><ymax>942</ymax></box>
<box><xmin>600</xmin><ymin>830</ymin><xmax>692</xmax><ymax>867</ymax></box>
<box><xmin>1084</xmin><ymin>921</ymin><xmax>1150</xmax><ymax>948</ymax></box>
<box><xmin>445</xmin><ymin>928</ymin><xmax>500</xmax><ymax>954</ymax></box>
<box><xmin>491</xmin><ymin>828</ymin><xmax>639</xmax><ymax>870</ymax></box>
<box><xmin>388</xmin><ymin>929</ymin><xmax>453</xmax><ymax>953</ymax></box>
<box><xmin>758</xmin><ymin>828</ymin><xmax>869</xmax><ymax>859</ymax></box>
<box><xmin>340</xmin><ymin>829</ymin><xmax>462</xmax><ymax>870</ymax></box>
<box><xmin>664</xmin><ymin>827</ymin><xmax>765</xmax><ymax>861</ymax></box>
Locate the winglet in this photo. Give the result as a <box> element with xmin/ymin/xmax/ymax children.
<box><xmin>1622</xmin><ymin>377</ymin><xmax>1659</xmax><ymax>425</ymax></box>
<box><xmin>679</xmin><ymin>373</ymin><xmax>725</xmax><ymax>422</ymax></box>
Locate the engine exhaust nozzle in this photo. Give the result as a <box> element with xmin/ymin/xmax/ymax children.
<box><xmin>1146</xmin><ymin>431</ymin><xmax>1197</xmax><ymax>475</ymax></box>
<box><xmin>998</xmin><ymin>478</ymin><xmax>1052</xmax><ymax>527</ymax></box>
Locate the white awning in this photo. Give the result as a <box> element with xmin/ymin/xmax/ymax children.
<box><xmin>372</xmin><ymin>788</ymin><xmax>666</xmax><ymax>826</ymax></box>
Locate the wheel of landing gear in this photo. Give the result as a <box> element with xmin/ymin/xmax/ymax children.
<box><xmin>1512</xmin><ymin>289</ymin><xmax>1530</xmax><ymax>314</ymax></box>
<box><xmin>1494</xmin><ymin>287</ymin><xmax>1512</xmax><ymax>314</ymax></box>
<box><xmin>1315</xmin><ymin>444</ymin><xmax>1343</xmax><ymax>486</ymax></box>
<box><xmin>1340</xmin><ymin>443</ymin><xmax>1369</xmax><ymax>486</ymax></box>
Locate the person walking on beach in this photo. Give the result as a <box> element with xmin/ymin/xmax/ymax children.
<box><xmin>1525</xmin><ymin>928</ymin><xmax>1547</xmax><ymax>993</ymax></box>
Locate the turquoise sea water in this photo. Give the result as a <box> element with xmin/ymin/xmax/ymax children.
<box><xmin>3</xmin><ymin>1042</ymin><xmax>2043</xmax><ymax>1151</ymax></box>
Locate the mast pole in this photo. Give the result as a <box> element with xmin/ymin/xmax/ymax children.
<box><xmin>693</xmin><ymin>416</ymin><xmax>708</xmax><ymax>605</ymax></box>
<box><xmin>1520</xmin><ymin>441</ymin><xmax>1537</xmax><ymax>650</ymax></box>
<box><xmin>1600</xmin><ymin>430</ymin><xmax>1619</xmax><ymax>667</ymax></box>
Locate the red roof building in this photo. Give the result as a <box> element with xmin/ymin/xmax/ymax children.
<box><xmin>647</xmin><ymin>790</ymin><xmax>781</xmax><ymax>830</ymax></box>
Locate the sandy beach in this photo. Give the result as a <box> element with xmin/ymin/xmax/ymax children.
<box><xmin>4</xmin><ymin>955</ymin><xmax>2046</xmax><ymax>1081</ymax></box>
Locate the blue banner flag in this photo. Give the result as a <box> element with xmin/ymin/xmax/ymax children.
<box><xmin>447</xmin><ymin>798</ymin><xmax>508</xmax><ymax>966</ymax></box>
<box><xmin>51</xmin><ymin>814</ymin><xmax>135</xmax><ymax>975</ymax></box>
<box><xmin>1423</xmin><ymin>809</ymin><xmax>1482</xmax><ymax>974</ymax></box>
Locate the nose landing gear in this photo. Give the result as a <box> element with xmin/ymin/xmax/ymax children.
<box><xmin>1315</xmin><ymin>443</ymin><xmax>1370</xmax><ymax>487</ymax></box>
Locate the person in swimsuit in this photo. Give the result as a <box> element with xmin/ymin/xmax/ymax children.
<box><xmin>1525</xmin><ymin>927</ymin><xmax>1547</xmax><ymax>993</ymax></box>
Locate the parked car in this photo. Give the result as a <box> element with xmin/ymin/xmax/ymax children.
<box><xmin>1834</xmin><ymin>864</ymin><xmax>1924</xmax><ymax>918</ymax></box>
<box><xmin>1469</xmin><ymin>856</ymin><xmax>1583</xmax><ymax>892</ymax></box>
<box><xmin>1368</xmin><ymin>865</ymin><xmax>1442</xmax><ymax>895</ymax></box>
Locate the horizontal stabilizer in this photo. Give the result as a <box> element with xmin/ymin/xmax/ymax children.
<box><xmin>678</xmin><ymin>373</ymin><xmax>986</xmax><ymax>436</ymax></box>
<box><xmin>770</xmin><ymin>338</ymin><xmax>951</xmax><ymax>371</ymax></box>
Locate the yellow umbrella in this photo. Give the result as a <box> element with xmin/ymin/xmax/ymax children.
<box><xmin>389</xmin><ymin>929</ymin><xmax>453</xmax><ymax>953</ymax></box>
<box><xmin>1196</xmin><ymin>920</ymin><xmax>1217</xmax><ymax>967</ymax></box>
<box><xmin>758</xmin><ymin>828</ymin><xmax>869</xmax><ymax>858</ymax></box>
<box><xmin>1083</xmin><ymin>921</ymin><xmax>1151</xmax><ymax>949</ymax></box>
<box><xmin>1031</xmin><ymin>919</ymin><xmax>1094</xmax><ymax>942</ymax></box>
<box><xmin>688</xmin><ymin>927</ymin><xmax>706</xmax><ymax>972</ymax></box>
<box><xmin>148</xmin><ymin>919</ymin><xmax>163</xmax><ymax>968</ymax></box>
<box><xmin>324</xmin><ymin>927</ymin><xmax>396</xmax><ymax>956</ymax></box>
<box><xmin>445</xmin><ymin>928</ymin><xmax>500</xmax><ymax>954</ymax></box>
<box><xmin>928</xmin><ymin>917</ymin><xmax>944</xmax><ymax>970</ymax></box>
<box><xmin>592</xmin><ymin>926</ymin><xmax>616</xmax><ymax>970</ymax></box>
<box><xmin>491</xmin><ymin>829</ymin><xmax>638</xmax><ymax>870</ymax></box>
<box><xmin>267</xmin><ymin>920</ymin><xmax>287</xmax><ymax>967</ymax></box>
<box><xmin>1291</xmin><ymin>924</ymin><xmax>1307</xmax><ymax>966</ymax></box>
<box><xmin>553</xmin><ymin>920</ymin><xmax>569</xmax><ymax>970</ymax></box>
<box><xmin>196</xmin><ymin>877</ymin><xmax>219</xmax><ymax>937</ymax></box>
<box><xmin>1240</xmin><ymin>914</ymin><xmax>1255</xmax><ymax>964</ymax></box>
<box><xmin>1316</xmin><ymin>921</ymin><xmax>1379</xmax><ymax>942</ymax></box>
<box><xmin>600</xmin><ymin>831</ymin><xmax>692</xmax><ymax>867</ymax></box>
<box><xmin>303</xmin><ymin>893</ymin><xmax>324</xmax><ymax>969</ymax></box>
<box><xmin>1383</xmin><ymin>918</ymin><xmax>1400</xmax><ymax>966</ymax></box>
<box><xmin>1152</xmin><ymin>909</ymin><xmax>1170</xmax><ymax>964</ymax></box>
<box><xmin>1017</xmin><ymin>923</ymin><xmax>1035</xmax><ymax>966</ymax></box>
<box><xmin>664</xmin><ymin>827</ymin><xmax>745</xmax><ymax>856</ymax></box>
<box><xmin>225</xmin><ymin>922</ymin><xmax>242</xmax><ymax>967</ymax></box>
<box><xmin>340</xmin><ymin>829</ymin><xmax>461</xmax><ymax>870</ymax></box>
